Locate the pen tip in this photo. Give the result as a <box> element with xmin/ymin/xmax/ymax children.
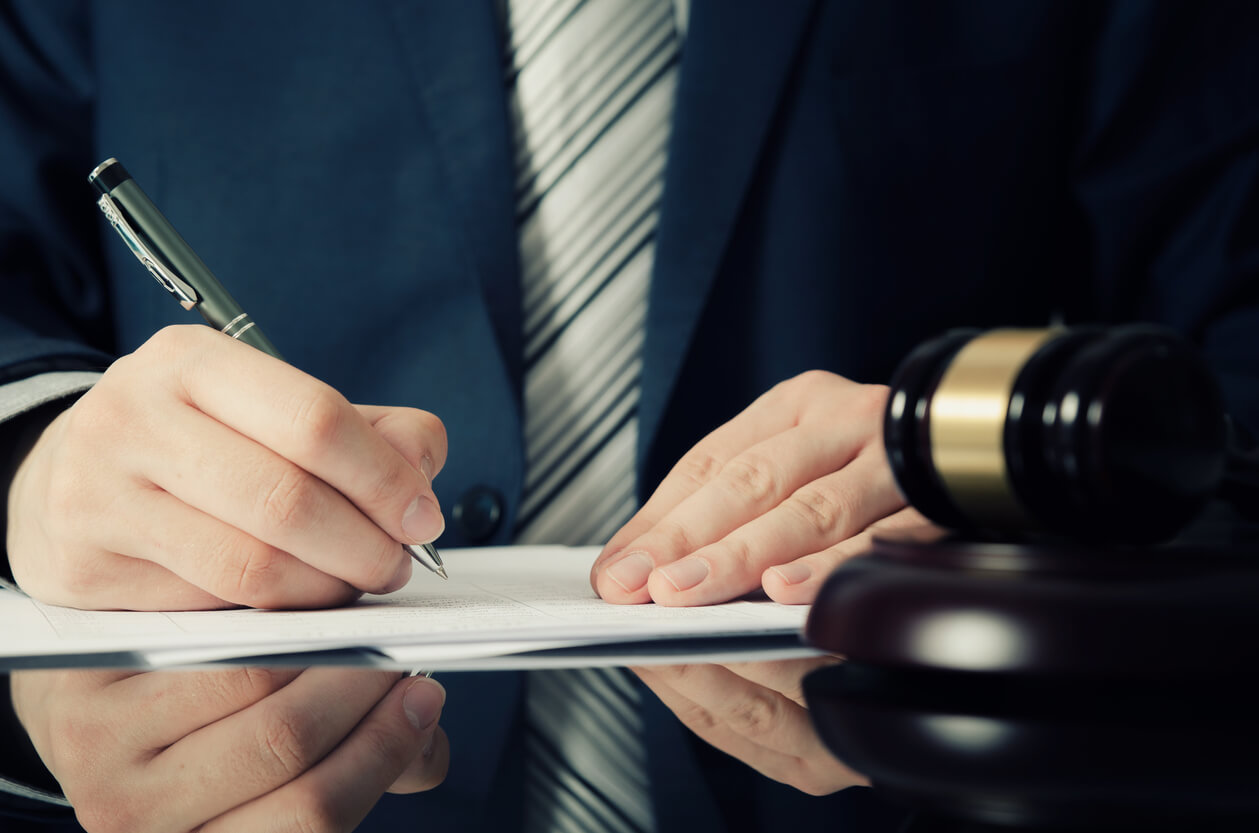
<box><xmin>436</xmin><ymin>565</ymin><xmax>449</xmax><ymax>580</ymax></box>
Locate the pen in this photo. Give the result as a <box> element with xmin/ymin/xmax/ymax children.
<box><xmin>88</xmin><ymin>157</ymin><xmax>448</xmax><ymax>581</ymax></box>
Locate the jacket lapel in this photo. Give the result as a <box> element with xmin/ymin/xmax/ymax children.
<box><xmin>639</xmin><ymin>0</ymin><xmax>819</xmax><ymax>469</ymax></box>
<box><xmin>378</xmin><ymin>0</ymin><xmax>523</xmax><ymax>390</ymax></box>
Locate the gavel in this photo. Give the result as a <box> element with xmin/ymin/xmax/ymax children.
<box><xmin>802</xmin><ymin>326</ymin><xmax>1259</xmax><ymax>832</ymax></box>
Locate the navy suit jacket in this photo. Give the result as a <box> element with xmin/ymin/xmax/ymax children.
<box><xmin>2</xmin><ymin>1</ymin><xmax>1258</xmax><ymax>831</ymax></box>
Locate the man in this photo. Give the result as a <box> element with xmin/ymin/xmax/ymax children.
<box><xmin>2</xmin><ymin>1</ymin><xmax>1257</xmax><ymax>831</ymax></box>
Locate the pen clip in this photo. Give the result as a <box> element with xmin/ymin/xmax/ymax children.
<box><xmin>96</xmin><ymin>194</ymin><xmax>200</xmax><ymax>310</ymax></box>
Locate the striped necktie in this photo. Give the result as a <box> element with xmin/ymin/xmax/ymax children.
<box><xmin>504</xmin><ymin>0</ymin><xmax>680</xmax><ymax>830</ymax></box>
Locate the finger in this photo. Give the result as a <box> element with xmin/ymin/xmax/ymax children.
<box><xmin>592</xmin><ymin>381</ymin><xmax>804</xmax><ymax>579</ymax></box>
<box><xmin>135</xmin><ymin>400</ymin><xmax>413</xmax><ymax>596</ymax></box>
<box><xmin>149</xmin><ymin>668</ymin><xmax>402</xmax><ymax>829</ymax></box>
<box><xmin>596</xmin><ymin>420</ymin><xmax>871</xmax><ymax>604</ymax></box>
<box><xmin>386</xmin><ymin>726</ymin><xmax>450</xmax><ymax>794</ymax></box>
<box><xmin>159</xmin><ymin>326</ymin><xmax>447</xmax><ymax>548</ymax></box>
<box><xmin>355</xmin><ymin>404</ymin><xmax>447</xmax><ymax>482</ymax></box>
<box><xmin>646</xmin><ymin>448</ymin><xmax>904</xmax><ymax>606</ymax></box>
<box><xmin>718</xmin><ymin>657</ymin><xmax>842</xmax><ymax>707</ymax></box>
<box><xmin>634</xmin><ymin>664</ymin><xmax>863</xmax><ymax>796</ymax></box>
<box><xmin>105</xmin><ymin>668</ymin><xmax>303</xmax><ymax>750</ymax></box>
<box><xmin>763</xmin><ymin>506</ymin><xmax>941</xmax><ymax>604</ymax></box>
<box><xmin>106</xmin><ymin>486</ymin><xmax>360</xmax><ymax>610</ymax></box>
<box><xmin>198</xmin><ymin>675</ymin><xmax>447</xmax><ymax>833</ymax></box>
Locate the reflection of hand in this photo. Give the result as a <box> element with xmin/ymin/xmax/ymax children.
<box><xmin>634</xmin><ymin>658</ymin><xmax>863</xmax><ymax>795</ymax></box>
<box><xmin>6</xmin><ymin>325</ymin><xmax>447</xmax><ymax>611</ymax></box>
<box><xmin>593</xmin><ymin>371</ymin><xmax>938</xmax><ymax>606</ymax></box>
<box><xmin>11</xmin><ymin>667</ymin><xmax>448</xmax><ymax>833</ymax></box>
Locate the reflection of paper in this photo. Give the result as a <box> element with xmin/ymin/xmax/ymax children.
<box><xmin>0</xmin><ymin>547</ymin><xmax>817</xmax><ymax>670</ymax></box>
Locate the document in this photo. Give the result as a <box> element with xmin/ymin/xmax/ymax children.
<box><xmin>0</xmin><ymin>547</ymin><xmax>820</xmax><ymax>671</ymax></box>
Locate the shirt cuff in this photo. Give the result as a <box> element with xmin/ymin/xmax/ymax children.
<box><xmin>0</xmin><ymin>371</ymin><xmax>101</xmax><ymax>423</ymax></box>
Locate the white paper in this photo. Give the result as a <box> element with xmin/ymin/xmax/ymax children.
<box><xmin>0</xmin><ymin>547</ymin><xmax>817</xmax><ymax>670</ymax></box>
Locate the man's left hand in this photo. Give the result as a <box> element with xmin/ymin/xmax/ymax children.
<box><xmin>632</xmin><ymin>658</ymin><xmax>863</xmax><ymax>795</ymax></box>
<box><xmin>592</xmin><ymin>370</ymin><xmax>933</xmax><ymax>606</ymax></box>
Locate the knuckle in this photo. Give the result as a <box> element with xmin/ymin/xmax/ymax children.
<box><xmin>142</xmin><ymin>324</ymin><xmax>216</xmax><ymax>376</ymax></box>
<box><xmin>260</xmin><ymin>466</ymin><xmax>317</xmax><ymax>532</ymax></box>
<box><xmin>360</xmin><ymin>459</ymin><xmax>412</xmax><ymax>516</ymax></box>
<box><xmin>715</xmin><ymin>536</ymin><xmax>756</xmax><ymax>577</ymax></box>
<box><xmin>670</xmin><ymin>697</ymin><xmax>721</xmax><ymax>735</ymax></box>
<box><xmin>718</xmin><ymin>454</ymin><xmax>781</xmax><ymax>506</ymax></box>
<box><xmin>725</xmin><ymin>690</ymin><xmax>784</xmax><ymax>740</ymax></box>
<box><xmin>213</xmin><ymin>667</ymin><xmax>287</xmax><ymax>709</ymax></box>
<box><xmin>852</xmin><ymin>383</ymin><xmax>891</xmax><ymax>432</ymax></box>
<box><xmin>650</xmin><ymin>520</ymin><xmax>702</xmax><ymax>559</ymax></box>
<box><xmin>406</xmin><ymin>407</ymin><xmax>448</xmax><ymax>452</ymax></box>
<box><xmin>143</xmin><ymin>324</ymin><xmax>195</xmax><ymax>358</ymax></box>
<box><xmin>794</xmin><ymin>368</ymin><xmax>835</xmax><ymax>391</ymax></box>
<box><xmin>289</xmin><ymin>387</ymin><xmax>349</xmax><ymax>457</ymax></box>
<box><xmin>422</xmin><ymin>411</ymin><xmax>448</xmax><ymax>454</ymax></box>
<box><xmin>674</xmin><ymin>450</ymin><xmax>724</xmax><ymax>491</ymax></box>
<box><xmin>784</xmin><ymin>483</ymin><xmax>857</xmax><ymax>539</ymax></box>
<box><xmin>776</xmin><ymin>369</ymin><xmax>835</xmax><ymax>405</ymax></box>
<box><xmin>256</xmin><ymin>706</ymin><xmax>317</xmax><ymax>780</ymax></box>
<box><xmin>226</xmin><ymin>543</ymin><xmax>288</xmax><ymax>606</ymax></box>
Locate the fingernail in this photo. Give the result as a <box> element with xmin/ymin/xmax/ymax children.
<box><xmin>420</xmin><ymin>455</ymin><xmax>435</xmax><ymax>481</ymax></box>
<box><xmin>659</xmin><ymin>557</ymin><xmax>709</xmax><ymax>592</ymax></box>
<box><xmin>403</xmin><ymin>678</ymin><xmax>446</xmax><ymax>731</ymax></box>
<box><xmin>605</xmin><ymin>551</ymin><xmax>653</xmax><ymax>593</ymax></box>
<box><xmin>384</xmin><ymin>555</ymin><xmax>413</xmax><ymax>593</ymax></box>
<box><xmin>402</xmin><ymin>495</ymin><xmax>445</xmax><ymax>544</ymax></box>
<box><xmin>771</xmin><ymin>562</ymin><xmax>812</xmax><ymax>586</ymax></box>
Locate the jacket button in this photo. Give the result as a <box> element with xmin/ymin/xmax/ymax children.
<box><xmin>452</xmin><ymin>485</ymin><xmax>504</xmax><ymax>543</ymax></box>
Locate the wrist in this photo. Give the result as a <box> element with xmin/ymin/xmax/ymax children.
<box><xmin>0</xmin><ymin>674</ymin><xmax>68</xmax><ymax>807</ymax></box>
<box><xmin>2</xmin><ymin>398</ymin><xmax>78</xmax><ymax>586</ymax></box>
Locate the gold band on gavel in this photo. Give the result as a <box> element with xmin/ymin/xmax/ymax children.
<box><xmin>928</xmin><ymin>328</ymin><xmax>1062</xmax><ymax>531</ymax></box>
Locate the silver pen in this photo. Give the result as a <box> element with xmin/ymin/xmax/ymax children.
<box><xmin>88</xmin><ymin>157</ymin><xmax>448</xmax><ymax>581</ymax></box>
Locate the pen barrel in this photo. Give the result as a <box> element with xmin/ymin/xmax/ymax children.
<box><xmin>95</xmin><ymin>168</ymin><xmax>283</xmax><ymax>360</ymax></box>
<box><xmin>216</xmin><ymin>311</ymin><xmax>283</xmax><ymax>356</ymax></box>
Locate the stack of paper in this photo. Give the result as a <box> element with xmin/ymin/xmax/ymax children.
<box><xmin>1</xmin><ymin>547</ymin><xmax>818</xmax><ymax>671</ymax></box>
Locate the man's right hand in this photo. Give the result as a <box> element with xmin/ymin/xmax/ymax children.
<box><xmin>11</xmin><ymin>667</ymin><xmax>449</xmax><ymax>833</ymax></box>
<box><xmin>5</xmin><ymin>325</ymin><xmax>447</xmax><ymax>611</ymax></box>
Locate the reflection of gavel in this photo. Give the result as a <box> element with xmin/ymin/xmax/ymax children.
<box><xmin>803</xmin><ymin>326</ymin><xmax>1259</xmax><ymax>832</ymax></box>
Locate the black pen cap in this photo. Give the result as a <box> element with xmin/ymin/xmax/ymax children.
<box><xmin>88</xmin><ymin>158</ymin><xmax>131</xmax><ymax>194</ymax></box>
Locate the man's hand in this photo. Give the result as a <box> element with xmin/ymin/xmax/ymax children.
<box><xmin>6</xmin><ymin>325</ymin><xmax>447</xmax><ymax>611</ymax></box>
<box><xmin>593</xmin><ymin>370</ymin><xmax>935</xmax><ymax>606</ymax></box>
<box><xmin>11</xmin><ymin>667</ymin><xmax>449</xmax><ymax>833</ymax></box>
<box><xmin>633</xmin><ymin>658</ymin><xmax>862</xmax><ymax>795</ymax></box>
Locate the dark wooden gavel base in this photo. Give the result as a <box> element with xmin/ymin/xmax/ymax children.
<box><xmin>802</xmin><ymin>537</ymin><xmax>1259</xmax><ymax>832</ymax></box>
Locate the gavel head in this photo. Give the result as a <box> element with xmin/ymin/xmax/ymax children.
<box><xmin>883</xmin><ymin>325</ymin><xmax>1228</xmax><ymax>544</ymax></box>
<box><xmin>803</xmin><ymin>325</ymin><xmax>1259</xmax><ymax>831</ymax></box>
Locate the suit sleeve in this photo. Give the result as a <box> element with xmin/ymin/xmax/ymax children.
<box><xmin>0</xmin><ymin>1</ymin><xmax>115</xmax><ymax>384</ymax></box>
<box><xmin>1069</xmin><ymin>1</ymin><xmax>1259</xmax><ymax>437</ymax></box>
<box><xmin>0</xmin><ymin>4</ymin><xmax>110</xmax><ymax>824</ymax></box>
